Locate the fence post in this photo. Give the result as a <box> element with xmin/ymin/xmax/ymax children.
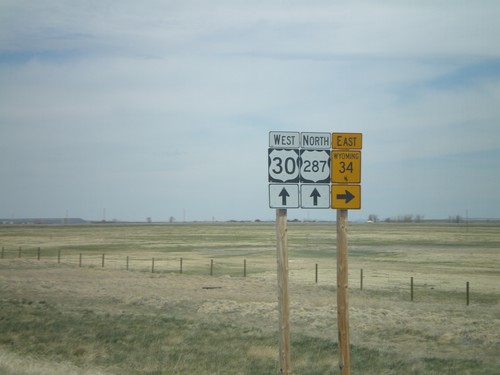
<box><xmin>79</xmin><ymin>253</ymin><xmax>82</xmax><ymax>267</ymax></box>
<box><xmin>210</xmin><ymin>259</ymin><xmax>214</xmax><ymax>276</ymax></box>
<box><xmin>360</xmin><ymin>269</ymin><xmax>363</xmax><ymax>290</ymax></box>
<box><xmin>102</xmin><ymin>254</ymin><xmax>105</xmax><ymax>268</ymax></box>
<box><xmin>466</xmin><ymin>281</ymin><xmax>470</xmax><ymax>306</ymax></box>
<box><xmin>126</xmin><ymin>256</ymin><xmax>129</xmax><ymax>271</ymax></box>
<box><xmin>315</xmin><ymin>263</ymin><xmax>318</xmax><ymax>284</ymax></box>
<box><xmin>411</xmin><ymin>277</ymin><xmax>414</xmax><ymax>302</ymax></box>
<box><xmin>37</xmin><ymin>247</ymin><xmax>41</xmax><ymax>260</ymax></box>
<box><xmin>2</xmin><ymin>246</ymin><xmax>4</xmax><ymax>259</ymax></box>
<box><xmin>152</xmin><ymin>257</ymin><xmax>155</xmax><ymax>273</ymax></box>
<box><xmin>244</xmin><ymin>259</ymin><xmax>247</xmax><ymax>277</ymax></box>
<box><xmin>180</xmin><ymin>257</ymin><xmax>183</xmax><ymax>274</ymax></box>
<box><xmin>58</xmin><ymin>250</ymin><xmax>61</xmax><ymax>264</ymax></box>
<box><xmin>18</xmin><ymin>246</ymin><xmax>21</xmax><ymax>258</ymax></box>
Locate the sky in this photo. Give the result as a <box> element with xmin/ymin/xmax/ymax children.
<box><xmin>1</xmin><ymin>1</ymin><xmax>500</xmax><ymax>222</ymax></box>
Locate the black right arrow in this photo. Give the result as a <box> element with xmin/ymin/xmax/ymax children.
<box><xmin>310</xmin><ymin>188</ymin><xmax>321</xmax><ymax>206</ymax></box>
<box><xmin>336</xmin><ymin>190</ymin><xmax>355</xmax><ymax>203</ymax></box>
<box><xmin>279</xmin><ymin>187</ymin><xmax>290</xmax><ymax>205</ymax></box>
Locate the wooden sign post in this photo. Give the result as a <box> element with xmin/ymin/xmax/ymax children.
<box><xmin>276</xmin><ymin>208</ymin><xmax>291</xmax><ymax>374</ymax></box>
<box><xmin>336</xmin><ymin>209</ymin><xmax>350</xmax><ymax>374</ymax></box>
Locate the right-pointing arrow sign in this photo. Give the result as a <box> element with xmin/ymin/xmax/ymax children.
<box><xmin>331</xmin><ymin>185</ymin><xmax>361</xmax><ymax>209</ymax></box>
<box><xmin>336</xmin><ymin>189</ymin><xmax>355</xmax><ymax>204</ymax></box>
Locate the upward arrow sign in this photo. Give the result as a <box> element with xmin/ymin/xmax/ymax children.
<box><xmin>279</xmin><ymin>187</ymin><xmax>290</xmax><ymax>205</ymax></box>
<box><xmin>269</xmin><ymin>184</ymin><xmax>299</xmax><ymax>208</ymax></box>
<box><xmin>310</xmin><ymin>188</ymin><xmax>321</xmax><ymax>206</ymax></box>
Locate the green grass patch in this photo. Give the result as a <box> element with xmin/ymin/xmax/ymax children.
<box><xmin>1</xmin><ymin>297</ymin><xmax>496</xmax><ymax>375</ymax></box>
<box><xmin>0</xmin><ymin>297</ymin><xmax>279</xmax><ymax>374</ymax></box>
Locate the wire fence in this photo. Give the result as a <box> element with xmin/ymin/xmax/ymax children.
<box><xmin>0</xmin><ymin>246</ymin><xmax>249</xmax><ymax>277</ymax></box>
<box><xmin>0</xmin><ymin>246</ymin><xmax>486</xmax><ymax>306</ymax></box>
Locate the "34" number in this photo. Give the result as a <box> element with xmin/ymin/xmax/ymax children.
<box><xmin>338</xmin><ymin>161</ymin><xmax>353</xmax><ymax>173</ymax></box>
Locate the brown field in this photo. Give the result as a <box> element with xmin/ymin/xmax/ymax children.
<box><xmin>0</xmin><ymin>221</ymin><xmax>499</xmax><ymax>374</ymax></box>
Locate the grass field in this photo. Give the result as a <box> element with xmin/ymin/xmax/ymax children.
<box><xmin>0</xmin><ymin>221</ymin><xmax>499</xmax><ymax>374</ymax></box>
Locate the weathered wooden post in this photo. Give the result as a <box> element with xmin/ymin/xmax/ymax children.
<box><xmin>360</xmin><ymin>268</ymin><xmax>363</xmax><ymax>290</ymax></box>
<box><xmin>336</xmin><ymin>209</ymin><xmax>350</xmax><ymax>375</ymax></box>
<box><xmin>466</xmin><ymin>281</ymin><xmax>470</xmax><ymax>306</ymax></box>
<box><xmin>276</xmin><ymin>208</ymin><xmax>291</xmax><ymax>374</ymax></box>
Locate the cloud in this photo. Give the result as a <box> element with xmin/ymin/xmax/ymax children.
<box><xmin>2</xmin><ymin>1</ymin><xmax>500</xmax><ymax>60</ymax></box>
<box><xmin>1</xmin><ymin>1</ymin><xmax>499</xmax><ymax>221</ymax></box>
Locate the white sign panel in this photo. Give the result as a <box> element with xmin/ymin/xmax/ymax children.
<box><xmin>269</xmin><ymin>184</ymin><xmax>300</xmax><ymax>208</ymax></box>
<box><xmin>300</xmin><ymin>132</ymin><xmax>331</xmax><ymax>149</ymax></box>
<box><xmin>268</xmin><ymin>149</ymin><xmax>300</xmax><ymax>183</ymax></box>
<box><xmin>300</xmin><ymin>149</ymin><xmax>330</xmax><ymax>183</ymax></box>
<box><xmin>301</xmin><ymin>184</ymin><xmax>330</xmax><ymax>209</ymax></box>
<box><xmin>269</xmin><ymin>132</ymin><xmax>300</xmax><ymax>149</ymax></box>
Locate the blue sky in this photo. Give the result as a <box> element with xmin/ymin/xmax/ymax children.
<box><xmin>1</xmin><ymin>1</ymin><xmax>499</xmax><ymax>222</ymax></box>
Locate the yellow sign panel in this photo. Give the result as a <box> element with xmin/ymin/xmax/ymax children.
<box><xmin>331</xmin><ymin>185</ymin><xmax>361</xmax><ymax>209</ymax></box>
<box><xmin>332</xmin><ymin>133</ymin><xmax>362</xmax><ymax>150</ymax></box>
<box><xmin>331</xmin><ymin>151</ymin><xmax>361</xmax><ymax>183</ymax></box>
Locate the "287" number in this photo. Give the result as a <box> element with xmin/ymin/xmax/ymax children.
<box><xmin>303</xmin><ymin>160</ymin><xmax>328</xmax><ymax>173</ymax></box>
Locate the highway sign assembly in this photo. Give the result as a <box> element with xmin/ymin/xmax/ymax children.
<box><xmin>268</xmin><ymin>131</ymin><xmax>361</xmax><ymax>210</ymax></box>
<box><xmin>269</xmin><ymin>130</ymin><xmax>363</xmax><ymax>375</ymax></box>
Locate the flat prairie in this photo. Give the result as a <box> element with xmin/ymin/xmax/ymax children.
<box><xmin>0</xmin><ymin>221</ymin><xmax>499</xmax><ymax>374</ymax></box>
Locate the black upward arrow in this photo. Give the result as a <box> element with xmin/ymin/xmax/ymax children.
<box><xmin>279</xmin><ymin>187</ymin><xmax>290</xmax><ymax>205</ymax></box>
<box><xmin>336</xmin><ymin>190</ymin><xmax>355</xmax><ymax>203</ymax></box>
<box><xmin>310</xmin><ymin>188</ymin><xmax>321</xmax><ymax>206</ymax></box>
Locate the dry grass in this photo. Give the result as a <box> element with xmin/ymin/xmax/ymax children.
<box><xmin>0</xmin><ymin>221</ymin><xmax>499</xmax><ymax>374</ymax></box>
<box><xmin>0</xmin><ymin>349</ymin><xmax>109</xmax><ymax>375</ymax></box>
